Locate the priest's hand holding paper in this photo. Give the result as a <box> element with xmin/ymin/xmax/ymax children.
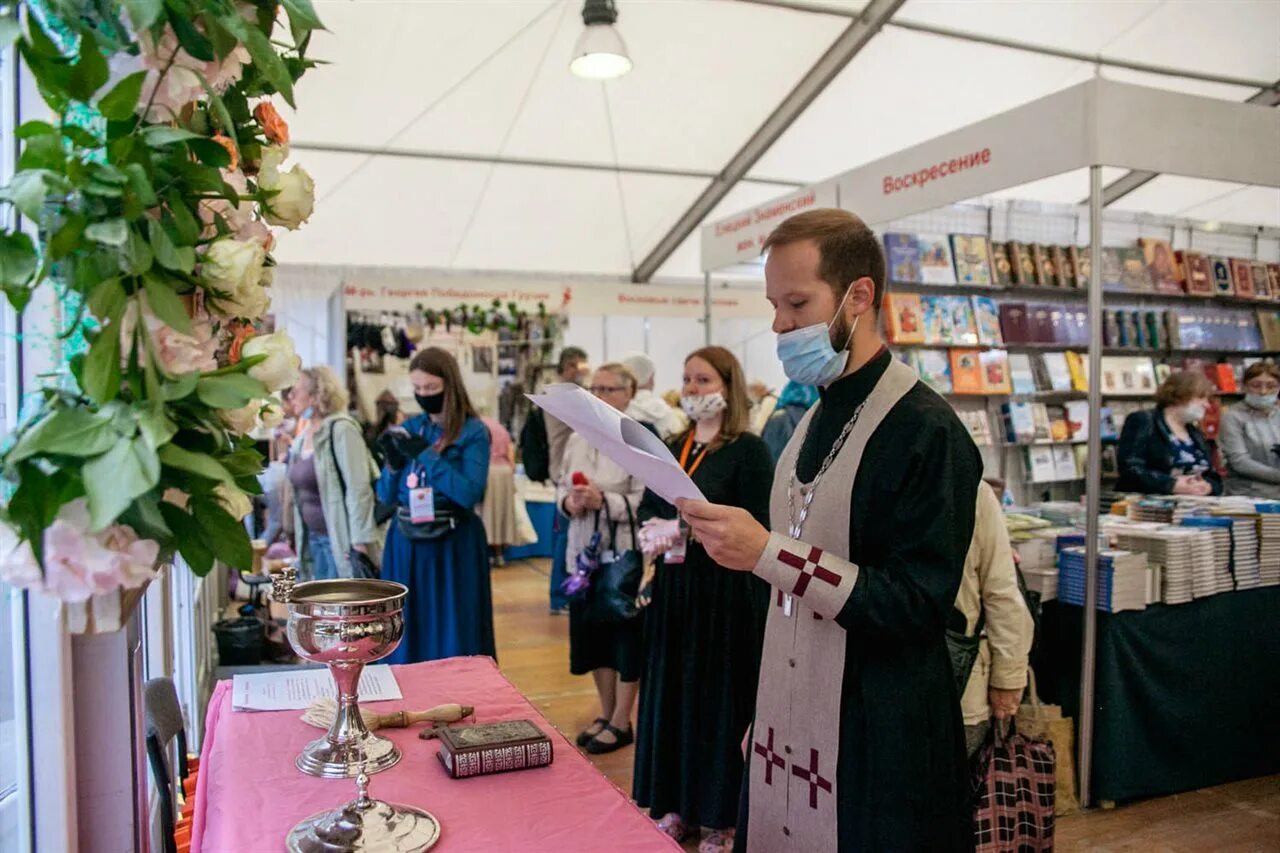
<box><xmin>675</xmin><ymin>499</ymin><xmax>770</xmax><ymax>571</ymax></box>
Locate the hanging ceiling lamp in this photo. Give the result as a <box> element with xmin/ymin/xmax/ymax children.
<box><xmin>569</xmin><ymin>0</ymin><xmax>632</xmax><ymax>80</ymax></box>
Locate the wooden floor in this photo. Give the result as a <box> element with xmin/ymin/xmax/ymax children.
<box><xmin>492</xmin><ymin>558</ymin><xmax>1280</xmax><ymax>852</ymax></box>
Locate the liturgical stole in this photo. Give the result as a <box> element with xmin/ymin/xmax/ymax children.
<box><xmin>746</xmin><ymin>357</ymin><xmax>918</xmax><ymax>852</ymax></box>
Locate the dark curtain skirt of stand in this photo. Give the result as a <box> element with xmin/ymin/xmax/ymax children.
<box><xmin>1033</xmin><ymin>588</ymin><xmax>1280</xmax><ymax>803</ymax></box>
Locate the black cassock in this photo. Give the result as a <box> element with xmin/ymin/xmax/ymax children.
<box><xmin>736</xmin><ymin>349</ymin><xmax>982</xmax><ymax>852</ymax></box>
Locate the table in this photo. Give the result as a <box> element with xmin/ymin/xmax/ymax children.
<box><xmin>1033</xmin><ymin>588</ymin><xmax>1280</xmax><ymax>803</ymax></box>
<box><xmin>190</xmin><ymin>656</ymin><xmax>680</xmax><ymax>852</ymax></box>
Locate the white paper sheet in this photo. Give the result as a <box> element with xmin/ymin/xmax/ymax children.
<box><xmin>231</xmin><ymin>665</ymin><xmax>403</xmax><ymax>712</ymax></box>
<box><xmin>528</xmin><ymin>384</ymin><xmax>706</xmax><ymax>505</ymax></box>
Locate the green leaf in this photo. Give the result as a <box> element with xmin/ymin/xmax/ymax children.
<box><xmin>98</xmin><ymin>70</ymin><xmax>146</xmax><ymax>121</ymax></box>
<box><xmin>120</xmin><ymin>0</ymin><xmax>165</xmax><ymax>32</ymax></box>
<box><xmin>168</xmin><ymin>9</ymin><xmax>214</xmax><ymax>62</ymax></box>
<box><xmin>0</xmin><ymin>232</ymin><xmax>37</xmax><ymax>288</ymax></box>
<box><xmin>120</xmin><ymin>496</ymin><xmax>173</xmax><ymax>542</ymax></box>
<box><xmin>141</xmin><ymin>271</ymin><xmax>193</xmax><ymax>333</ymax></box>
<box><xmin>188</xmin><ymin>138</ymin><xmax>231</xmax><ymax>169</ymax></box>
<box><xmin>191</xmin><ymin>495</ymin><xmax>252</xmax><ymax>569</ymax></box>
<box><xmin>138</xmin><ymin>408</ymin><xmax>177</xmax><ymax>450</ymax></box>
<box><xmin>61</xmin><ymin>125</ymin><xmax>101</xmax><ymax>149</ymax></box>
<box><xmin>196</xmin><ymin>71</ymin><xmax>237</xmax><ymax>140</ymax></box>
<box><xmin>226</xmin><ymin>15</ymin><xmax>295</xmax><ymax>107</ymax></box>
<box><xmin>196</xmin><ymin>374</ymin><xmax>264</xmax><ymax>409</ymax></box>
<box><xmin>3</xmin><ymin>284</ymin><xmax>32</xmax><ymax>312</ymax></box>
<box><xmin>87</xmin><ymin>277</ymin><xmax>126</xmax><ymax>319</ymax></box>
<box><xmin>141</xmin><ymin>325</ymin><xmax>163</xmax><ymax>405</ymax></box>
<box><xmin>124</xmin><ymin>163</ymin><xmax>158</xmax><ymax>207</ymax></box>
<box><xmin>83</xmin><ymin>436</ymin><xmax>161</xmax><ymax>531</ymax></box>
<box><xmin>67</xmin><ymin>30</ymin><xmax>109</xmax><ymax>102</ymax></box>
<box><xmin>166</xmin><ymin>193</ymin><xmax>201</xmax><ymax>245</ymax></box>
<box><xmin>162</xmin><ymin>372</ymin><xmax>199</xmax><ymax>401</ymax></box>
<box><xmin>204</xmin><ymin>15</ymin><xmax>238</xmax><ymax>62</ymax></box>
<box><xmin>121</xmin><ymin>226</ymin><xmax>154</xmax><ymax>275</ymax></box>
<box><xmin>280</xmin><ymin>0</ymin><xmax>324</xmax><ymax>32</ymax></box>
<box><xmin>15</xmin><ymin>121</ymin><xmax>56</xmax><ymax>139</ymax></box>
<box><xmin>142</xmin><ymin>126</ymin><xmax>203</xmax><ymax>147</ymax></box>
<box><xmin>221</xmin><ymin>448</ymin><xmax>267</xmax><ymax>477</ymax></box>
<box><xmin>86</xmin><ymin>218</ymin><xmax>129</xmax><ymax>246</ymax></box>
<box><xmin>82</xmin><ymin>313</ymin><xmax>124</xmax><ymax>402</ymax></box>
<box><xmin>7</xmin><ymin>407</ymin><xmax>118</xmax><ymax>463</ymax></box>
<box><xmin>18</xmin><ymin>134</ymin><xmax>65</xmax><ymax>171</ymax></box>
<box><xmin>0</xmin><ymin>171</ymin><xmax>55</xmax><ymax>219</ymax></box>
<box><xmin>147</xmin><ymin>220</ymin><xmax>195</xmax><ymax>274</ymax></box>
<box><xmin>158</xmin><ymin>443</ymin><xmax>234</xmax><ymax>483</ymax></box>
<box><xmin>48</xmin><ymin>213</ymin><xmax>87</xmax><ymax>260</ymax></box>
<box><xmin>159</xmin><ymin>503</ymin><xmax>214</xmax><ymax>574</ymax></box>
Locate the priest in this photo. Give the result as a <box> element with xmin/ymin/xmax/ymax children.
<box><xmin>678</xmin><ymin>209</ymin><xmax>982</xmax><ymax>852</ymax></box>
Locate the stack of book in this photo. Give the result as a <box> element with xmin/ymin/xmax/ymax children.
<box><xmin>1179</xmin><ymin>517</ymin><xmax>1236</xmax><ymax>596</ymax></box>
<box><xmin>1129</xmin><ymin>498</ymin><xmax>1176</xmax><ymax>524</ymax></box>
<box><xmin>1057</xmin><ymin>547</ymin><xmax>1152</xmax><ymax>612</ymax></box>
<box><xmin>1255</xmin><ymin>502</ymin><xmax>1280</xmax><ymax>586</ymax></box>
<box><xmin>1110</xmin><ymin>524</ymin><xmax>1200</xmax><ymax>605</ymax></box>
<box><xmin>1212</xmin><ymin>511</ymin><xmax>1263</xmax><ymax>591</ymax></box>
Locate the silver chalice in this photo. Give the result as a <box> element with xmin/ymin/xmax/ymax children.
<box><xmin>272</xmin><ymin>569</ymin><xmax>408</xmax><ymax>778</ymax></box>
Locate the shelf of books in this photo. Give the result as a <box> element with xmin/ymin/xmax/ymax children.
<box><xmin>877</xmin><ymin>214</ymin><xmax>1280</xmax><ymax>503</ymax></box>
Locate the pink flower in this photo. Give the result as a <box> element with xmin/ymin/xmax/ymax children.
<box><xmin>39</xmin><ymin>502</ymin><xmax>160</xmax><ymax>603</ymax></box>
<box><xmin>119</xmin><ymin>297</ymin><xmax>219</xmax><ymax>377</ymax></box>
<box><xmin>138</xmin><ymin>26</ymin><xmax>251</xmax><ymax>120</ymax></box>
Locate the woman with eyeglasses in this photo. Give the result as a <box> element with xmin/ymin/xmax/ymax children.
<box><xmin>1221</xmin><ymin>361</ymin><xmax>1280</xmax><ymax>498</ymax></box>
<box><xmin>376</xmin><ymin>347</ymin><xmax>495</xmax><ymax>663</ymax></box>
<box><xmin>631</xmin><ymin>346</ymin><xmax>773</xmax><ymax>853</ymax></box>
<box><xmin>558</xmin><ymin>363</ymin><xmax>649</xmax><ymax>755</ymax></box>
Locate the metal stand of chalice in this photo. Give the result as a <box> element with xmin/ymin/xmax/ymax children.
<box><xmin>272</xmin><ymin>567</ymin><xmax>441</xmax><ymax>852</ymax></box>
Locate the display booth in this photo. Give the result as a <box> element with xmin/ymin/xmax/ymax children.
<box><xmin>699</xmin><ymin>77</ymin><xmax>1280</xmax><ymax>806</ymax></box>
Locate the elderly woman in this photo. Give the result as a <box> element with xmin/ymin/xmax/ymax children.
<box><xmin>560</xmin><ymin>363</ymin><xmax>649</xmax><ymax>755</ymax></box>
<box><xmin>287</xmin><ymin>366</ymin><xmax>383</xmax><ymax>580</ymax></box>
<box><xmin>1117</xmin><ymin>370</ymin><xmax>1223</xmax><ymax>496</ymax></box>
<box><xmin>1220</xmin><ymin>362</ymin><xmax>1280</xmax><ymax>499</ymax></box>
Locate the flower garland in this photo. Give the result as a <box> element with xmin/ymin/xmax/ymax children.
<box><xmin>0</xmin><ymin>0</ymin><xmax>324</xmax><ymax>599</ymax></box>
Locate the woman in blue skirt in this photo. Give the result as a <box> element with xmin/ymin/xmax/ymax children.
<box><xmin>376</xmin><ymin>347</ymin><xmax>495</xmax><ymax>663</ymax></box>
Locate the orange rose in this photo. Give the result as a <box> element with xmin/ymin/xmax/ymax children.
<box><xmin>253</xmin><ymin>102</ymin><xmax>290</xmax><ymax>145</ymax></box>
<box><xmin>212</xmin><ymin>133</ymin><xmax>239</xmax><ymax>171</ymax></box>
<box><xmin>226</xmin><ymin>321</ymin><xmax>256</xmax><ymax>365</ymax></box>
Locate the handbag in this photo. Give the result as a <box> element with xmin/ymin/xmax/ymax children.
<box><xmin>582</xmin><ymin>496</ymin><xmax>646</xmax><ymax>624</ymax></box>
<box><xmin>945</xmin><ymin>607</ymin><xmax>986</xmax><ymax>697</ymax></box>
<box><xmin>1016</xmin><ymin>668</ymin><xmax>1079</xmax><ymax>816</ymax></box>
<box><xmin>971</xmin><ymin>717</ymin><xmax>1056</xmax><ymax>852</ymax></box>
<box><xmin>394</xmin><ymin>507</ymin><xmax>458</xmax><ymax>541</ymax></box>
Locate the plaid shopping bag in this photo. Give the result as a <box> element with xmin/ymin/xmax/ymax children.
<box><xmin>972</xmin><ymin>718</ymin><xmax>1056</xmax><ymax>852</ymax></box>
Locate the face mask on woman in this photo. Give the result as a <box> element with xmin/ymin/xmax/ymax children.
<box><xmin>1180</xmin><ymin>401</ymin><xmax>1207</xmax><ymax>424</ymax></box>
<box><xmin>416</xmin><ymin>392</ymin><xmax>445</xmax><ymax>415</ymax></box>
<box><xmin>681</xmin><ymin>392</ymin><xmax>727</xmax><ymax>423</ymax></box>
<box><xmin>1245</xmin><ymin>392</ymin><xmax>1278</xmax><ymax>411</ymax></box>
<box><xmin>775</xmin><ymin>283</ymin><xmax>859</xmax><ymax>387</ymax></box>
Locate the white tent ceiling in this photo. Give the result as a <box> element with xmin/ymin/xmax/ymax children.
<box><xmin>276</xmin><ymin>0</ymin><xmax>1280</xmax><ymax>281</ymax></box>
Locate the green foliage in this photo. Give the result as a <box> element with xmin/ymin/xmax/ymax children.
<box><xmin>0</xmin><ymin>0</ymin><xmax>324</xmax><ymax>584</ymax></box>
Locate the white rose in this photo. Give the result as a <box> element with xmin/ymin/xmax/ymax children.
<box><xmin>257</xmin><ymin>144</ymin><xmax>314</xmax><ymax>230</ymax></box>
<box><xmin>242</xmin><ymin>331</ymin><xmax>301</xmax><ymax>393</ymax></box>
<box><xmin>222</xmin><ymin>398</ymin><xmax>285</xmax><ymax>435</ymax></box>
<box><xmin>214</xmin><ymin>483</ymin><xmax>253</xmax><ymax>521</ymax></box>
<box><xmin>259</xmin><ymin>399</ymin><xmax>285</xmax><ymax>431</ymax></box>
<box><xmin>202</xmin><ymin>238</ymin><xmax>269</xmax><ymax>320</ymax></box>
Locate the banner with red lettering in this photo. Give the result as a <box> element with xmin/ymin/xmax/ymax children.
<box><xmin>700</xmin><ymin>183</ymin><xmax>838</xmax><ymax>272</ymax></box>
<box><xmin>343</xmin><ymin>273</ymin><xmax>772</xmax><ymax>319</ymax></box>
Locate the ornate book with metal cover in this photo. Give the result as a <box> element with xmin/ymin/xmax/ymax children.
<box><xmin>435</xmin><ymin>720</ymin><xmax>554</xmax><ymax>779</ymax></box>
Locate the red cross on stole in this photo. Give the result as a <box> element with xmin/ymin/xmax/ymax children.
<box><xmin>777</xmin><ymin>546</ymin><xmax>842</xmax><ymax>598</ymax></box>
<box><xmin>752</xmin><ymin>727</ymin><xmax>787</xmax><ymax>785</ymax></box>
<box><xmin>791</xmin><ymin>748</ymin><xmax>833</xmax><ymax>809</ymax></box>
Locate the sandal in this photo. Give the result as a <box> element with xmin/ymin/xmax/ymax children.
<box><xmin>584</xmin><ymin>723</ymin><xmax>633</xmax><ymax>755</ymax></box>
<box><xmin>655</xmin><ymin>813</ymin><xmax>691</xmax><ymax>842</ymax></box>
<box><xmin>576</xmin><ymin>717</ymin><xmax>609</xmax><ymax>747</ymax></box>
<box><xmin>698</xmin><ymin>829</ymin><xmax>735</xmax><ymax>853</ymax></box>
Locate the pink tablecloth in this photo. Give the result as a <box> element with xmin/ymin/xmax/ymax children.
<box><xmin>190</xmin><ymin>656</ymin><xmax>679</xmax><ymax>852</ymax></box>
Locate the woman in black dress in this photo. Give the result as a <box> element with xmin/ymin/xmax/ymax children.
<box><xmin>633</xmin><ymin>346</ymin><xmax>773</xmax><ymax>853</ymax></box>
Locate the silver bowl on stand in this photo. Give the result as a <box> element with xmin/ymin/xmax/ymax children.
<box><xmin>273</xmin><ymin>570</ymin><xmax>408</xmax><ymax>778</ymax></box>
<box><xmin>273</xmin><ymin>568</ymin><xmax>442</xmax><ymax>852</ymax></box>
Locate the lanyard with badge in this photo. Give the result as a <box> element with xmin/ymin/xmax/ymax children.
<box><xmin>403</xmin><ymin>425</ymin><xmax>436</xmax><ymax>523</ymax></box>
<box><xmin>665</xmin><ymin>433</ymin><xmax>711</xmax><ymax>564</ymax></box>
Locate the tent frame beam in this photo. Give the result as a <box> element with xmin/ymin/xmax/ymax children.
<box><xmin>738</xmin><ymin>0</ymin><xmax>1280</xmax><ymax>92</ymax></box>
<box><xmin>289</xmin><ymin>142</ymin><xmax>804</xmax><ymax>189</ymax></box>
<box><xmin>630</xmin><ymin>0</ymin><xmax>907</xmax><ymax>283</ymax></box>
